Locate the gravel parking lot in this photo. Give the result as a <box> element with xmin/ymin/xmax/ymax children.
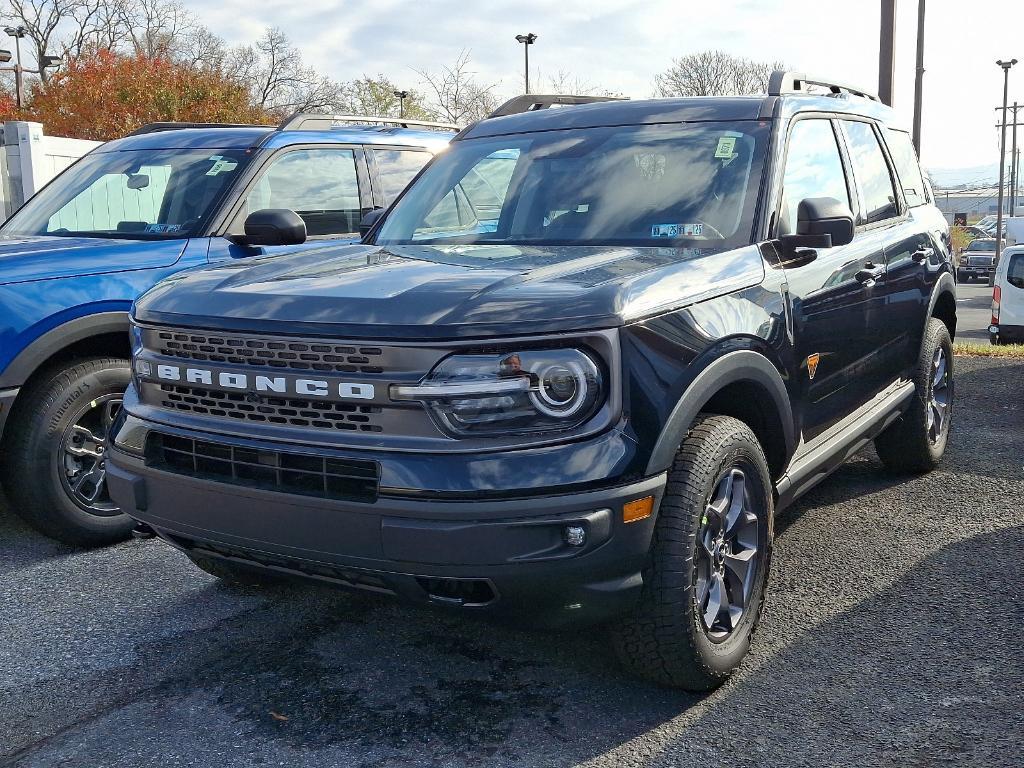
<box><xmin>1</xmin><ymin>355</ymin><xmax>1021</xmax><ymax>768</ymax></box>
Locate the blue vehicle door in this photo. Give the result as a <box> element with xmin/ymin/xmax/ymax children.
<box><xmin>207</xmin><ymin>145</ymin><xmax>375</xmax><ymax>262</ymax></box>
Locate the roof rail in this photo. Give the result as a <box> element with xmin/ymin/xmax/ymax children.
<box><xmin>278</xmin><ymin>113</ymin><xmax>459</xmax><ymax>132</ymax></box>
<box><xmin>767</xmin><ymin>71</ymin><xmax>879</xmax><ymax>102</ymax></box>
<box><xmin>127</xmin><ymin>122</ymin><xmax>267</xmax><ymax>136</ymax></box>
<box><xmin>487</xmin><ymin>94</ymin><xmax>627</xmax><ymax>119</ymax></box>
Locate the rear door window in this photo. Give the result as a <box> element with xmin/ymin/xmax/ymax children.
<box><xmin>841</xmin><ymin>121</ymin><xmax>899</xmax><ymax>224</ymax></box>
<box><xmin>884</xmin><ymin>128</ymin><xmax>927</xmax><ymax>207</ymax></box>
<box><xmin>372</xmin><ymin>149</ymin><xmax>432</xmax><ymax>203</ymax></box>
<box><xmin>1007</xmin><ymin>253</ymin><xmax>1024</xmax><ymax>288</ymax></box>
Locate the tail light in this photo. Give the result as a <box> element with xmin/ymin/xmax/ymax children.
<box><xmin>992</xmin><ymin>285</ymin><xmax>1001</xmax><ymax>324</ymax></box>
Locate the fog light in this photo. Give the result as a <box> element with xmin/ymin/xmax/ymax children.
<box><xmin>564</xmin><ymin>525</ymin><xmax>586</xmax><ymax>547</ymax></box>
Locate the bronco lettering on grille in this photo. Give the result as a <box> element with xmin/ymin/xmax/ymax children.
<box><xmin>150</xmin><ymin>364</ymin><xmax>375</xmax><ymax>400</ymax></box>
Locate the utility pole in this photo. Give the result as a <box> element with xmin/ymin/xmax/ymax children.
<box><xmin>515</xmin><ymin>33</ymin><xmax>537</xmax><ymax>95</ymax></box>
<box><xmin>912</xmin><ymin>0</ymin><xmax>926</xmax><ymax>151</ymax></box>
<box><xmin>879</xmin><ymin>0</ymin><xmax>897</xmax><ymax>106</ymax></box>
<box><xmin>996</xmin><ymin>59</ymin><xmax>1017</xmax><ymax>268</ymax></box>
<box><xmin>994</xmin><ymin>103</ymin><xmax>1024</xmax><ymax>218</ymax></box>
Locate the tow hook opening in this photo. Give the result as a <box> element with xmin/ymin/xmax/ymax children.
<box><xmin>416</xmin><ymin>577</ymin><xmax>497</xmax><ymax>607</ymax></box>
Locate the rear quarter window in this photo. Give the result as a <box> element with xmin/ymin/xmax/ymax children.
<box><xmin>884</xmin><ymin>128</ymin><xmax>928</xmax><ymax>208</ymax></box>
<box><xmin>1007</xmin><ymin>254</ymin><xmax>1024</xmax><ymax>289</ymax></box>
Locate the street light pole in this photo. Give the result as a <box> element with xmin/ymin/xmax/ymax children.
<box><xmin>393</xmin><ymin>89</ymin><xmax>409</xmax><ymax>119</ymax></box>
<box><xmin>878</xmin><ymin>0</ymin><xmax>897</xmax><ymax>106</ymax></box>
<box><xmin>515</xmin><ymin>33</ymin><xmax>537</xmax><ymax>95</ymax></box>
<box><xmin>912</xmin><ymin>0</ymin><xmax>926</xmax><ymax>151</ymax></box>
<box><xmin>1012</xmin><ymin>103</ymin><xmax>1019</xmax><ymax>216</ymax></box>
<box><xmin>995</xmin><ymin>59</ymin><xmax>1017</xmax><ymax>269</ymax></box>
<box><xmin>4</xmin><ymin>26</ymin><xmax>26</xmax><ymax>109</ymax></box>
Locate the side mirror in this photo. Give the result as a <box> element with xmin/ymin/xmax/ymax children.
<box><xmin>359</xmin><ymin>207</ymin><xmax>385</xmax><ymax>239</ymax></box>
<box><xmin>780</xmin><ymin>197</ymin><xmax>855</xmax><ymax>250</ymax></box>
<box><xmin>232</xmin><ymin>209</ymin><xmax>306</xmax><ymax>247</ymax></box>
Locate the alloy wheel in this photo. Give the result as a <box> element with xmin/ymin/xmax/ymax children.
<box><xmin>695</xmin><ymin>467</ymin><xmax>761</xmax><ymax>642</ymax></box>
<box><xmin>927</xmin><ymin>346</ymin><xmax>951</xmax><ymax>444</ymax></box>
<box><xmin>59</xmin><ymin>394</ymin><xmax>122</xmax><ymax>515</ymax></box>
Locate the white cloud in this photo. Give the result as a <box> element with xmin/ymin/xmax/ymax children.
<box><xmin>186</xmin><ymin>0</ymin><xmax>1024</xmax><ymax>170</ymax></box>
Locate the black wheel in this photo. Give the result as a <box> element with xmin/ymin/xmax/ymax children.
<box><xmin>0</xmin><ymin>357</ymin><xmax>133</xmax><ymax>546</ymax></box>
<box><xmin>611</xmin><ymin>414</ymin><xmax>773</xmax><ymax>690</ymax></box>
<box><xmin>875</xmin><ymin>318</ymin><xmax>953</xmax><ymax>473</ymax></box>
<box><xmin>189</xmin><ymin>554</ymin><xmax>283</xmax><ymax>587</ymax></box>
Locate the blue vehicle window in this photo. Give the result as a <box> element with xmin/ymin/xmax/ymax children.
<box><xmin>779</xmin><ymin>119</ymin><xmax>850</xmax><ymax>235</ymax></box>
<box><xmin>374</xmin><ymin>123</ymin><xmax>768</xmax><ymax>250</ymax></box>
<box><xmin>0</xmin><ymin>149</ymin><xmax>250</xmax><ymax>239</ymax></box>
<box><xmin>244</xmin><ymin>148</ymin><xmax>361</xmax><ymax>237</ymax></box>
<box><xmin>372</xmin><ymin>149</ymin><xmax>432</xmax><ymax>203</ymax></box>
<box><xmin>884</xmin><ymin>128</ymin><xmax>927</xmax><ymax>208</ymax></box>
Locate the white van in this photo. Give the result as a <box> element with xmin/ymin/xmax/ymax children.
<box><xmin>990</xmin><ymin>244</ymin><xmax>1024</xmax><ymax>344</ymax></box>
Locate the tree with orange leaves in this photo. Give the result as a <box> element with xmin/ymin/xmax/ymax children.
<box><xmin>22</xmin><ymin>49</ymin><xmax>276</xmax><ymax>141</ymax></box>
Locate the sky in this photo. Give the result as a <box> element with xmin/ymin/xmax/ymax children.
<box><xmin>185</xmin><ymin>0</ymin><xmax>1022</xmax><ymax>179</ymax></box>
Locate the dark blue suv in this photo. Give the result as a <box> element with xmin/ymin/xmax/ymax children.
<box><xmin>0</xmin><ymin>115</ymin><xmax>453</xmax><ymax>545</ymax></box>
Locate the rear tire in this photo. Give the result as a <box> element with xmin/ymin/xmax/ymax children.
<box><xmin>1</xmin><ymin>357</ymin><xmax>133</xmax><ymax>547</ymax></box>
<box><xmin>611</xmin><ymin>414</ymin><xmax>773</xmax><ymax>690</ymax></box>
<box><xmin>874</xmin><ymin>318</ymin><xmax>953</xmax><ymax>473</ymax></box>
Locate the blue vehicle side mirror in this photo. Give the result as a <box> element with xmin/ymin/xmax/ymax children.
<box><xmin>232</xmin><ymin>209</ymin><xmax>307</xmax><ymax>247</ymax></box>
<box><xmin>359</xmin><ymin>207</ymin><xmax>385</xmax><ymax>240</ymax></box>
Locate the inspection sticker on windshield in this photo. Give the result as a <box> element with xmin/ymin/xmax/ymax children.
<box><xmin>715</xmin><ymin>136</ymin><xmax>737</xmax><ymax>158</ymax></box>
<box><xmin>651</xmin><ymin>223</ymin><xmax>703</xmax><ymax>238</ymax></box>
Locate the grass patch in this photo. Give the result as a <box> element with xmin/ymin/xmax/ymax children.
<box><xmin>953</xmin><ymin>341</ymin><xmax>1024</xmax><ymax>358</ymax></box>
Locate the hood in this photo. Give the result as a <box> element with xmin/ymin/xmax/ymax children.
<box><xmin>0</xmin><ymin>235</ymin><xmax>186</xmax><ymax>285</ymax></box>
<box><xmin>134</xmin><ymin>242</ymin><xmax>766</xmax><ymax>339</ymax></box>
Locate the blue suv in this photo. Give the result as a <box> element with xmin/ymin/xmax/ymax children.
<box><xmin>0</xmin><ymin>115</ymin><xmax>454</xmax><ymax>545</ymax></box>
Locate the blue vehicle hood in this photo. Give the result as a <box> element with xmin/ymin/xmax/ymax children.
<box><xmin>133</xmin><ymin>242</ymin><xmax>766</xmax><ymax>340</ymax></box>
<box><xmin>0</xmin><ymin>235</ymin><xmax>187</xmax><ymax>285</ymax></box>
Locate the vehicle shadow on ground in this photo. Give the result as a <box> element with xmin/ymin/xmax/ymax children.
<box><xmin>639</xmin><ymin>524</ymin><xmax>1024</xmax><ymax>768</ymax></box>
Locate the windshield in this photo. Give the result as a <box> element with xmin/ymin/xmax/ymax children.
<box><xmin>1</xmin><ymin>148</ymin><xmax>251</xmax><ymax>239</ymax></box>
<box><xmin>967</xmin><ymin>240</ymin><xmax>997</xmax><ymax>252</ymax></box>
<box><xmin>373</xmin><ymin>121</ymin><xmax>769</xmax><ymax>250</ymax></box>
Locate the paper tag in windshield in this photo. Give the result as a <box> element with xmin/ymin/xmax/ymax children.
<box><xmin>206</xmin><ymin>157</ymin><xmax>238</xmax><ymax>176</ymax></box>
<box><xmin>144</xmin><ymin>223</ymin><xmax>181</xmax><ymax>234</ymax></box>
<box><xmin>715</xmin><ymin>136</ymin><xmax>737</xmax><ymax>158</ymax></box>
<box><xmin>651</xmin><ymin>223</ymin><xmax>704</xmax><ymax>238</ymax></box>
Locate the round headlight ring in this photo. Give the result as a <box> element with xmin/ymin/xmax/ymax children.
<box><xmin>529</xmin><ymin>358</ymin><xmax>595</xmax><ymax>419</ymax></box>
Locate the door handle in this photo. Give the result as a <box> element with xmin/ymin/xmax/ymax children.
<box><xmin>912</xmin><ymin>247</ymin><xmax>934</xmax><ymax>263</ymax></box>
<box><xmin>856</xmin><ymin>262</ymin><xmax>885</xmax><ymax>285</ymax></box>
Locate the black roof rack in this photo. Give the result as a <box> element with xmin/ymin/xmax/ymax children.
<box><xmin>127</xmin><ymin>122</ymin><xmax>267</xmax><ymax>136</ymax></box>
<box><xmin>767</xmin><ymin>71</ymin><xmax>879</xmax><ymax>102</ymax></box>
<box><xmin>278</xmin><ymin>113</ymin><xmax>459</xmax><ymax>132</ymax></box>
<box><xmin>487</xmin><ymin>94</ymin><xmax>627</xmax><ymax>119</ymax></box>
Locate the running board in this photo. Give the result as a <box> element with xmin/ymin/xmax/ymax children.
<box><xmin>775</xmin><ymin>381</ymin><xmax>916</xmax><ymax>509</ymax></box>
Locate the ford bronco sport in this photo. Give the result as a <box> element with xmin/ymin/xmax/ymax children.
<box><xmin>109</xmin><ymin>74</ymin><xmax>956</xmax><ymax>689</ymax></box>
<box><xmin>0</xmin><ymin>114</ymin><xmax>452</xmax><ymax>546</ymax></box>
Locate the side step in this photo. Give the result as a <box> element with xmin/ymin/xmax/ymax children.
<box><xmin>775</xmin><ymin>381</ymin><xmax>916</xmax><ymax>509</ymax></box>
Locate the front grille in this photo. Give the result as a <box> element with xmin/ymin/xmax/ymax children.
<box><xmin>966</xmin><ymin>256</ymin><xmax>995</xmax><ymax>266</ymax></box>
<box><xmin>146</xmin><ymin>432</ymin><xmax>379</xmax><ymax>503</ymax></box>
<box><xmin>155</xmin><ymin>330</ymin><xmax>386</xmax><ymax>374</ymax></box>
<box><xmin>158</xmin><ymin>384</ymin><xmax>384</xmax><ymax>433</ymax></box>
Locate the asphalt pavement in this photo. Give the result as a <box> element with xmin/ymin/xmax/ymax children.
<box><xmin>1</xmin><ymin>355</ymin><xmax>1021</xmax><ymax>768</ymax></box>
<box><xmin>955</xmin><ymin>281</ymin><xmax>994</xmax><ymax>341</ymax></box>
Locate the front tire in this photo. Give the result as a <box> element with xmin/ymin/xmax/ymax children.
<box><xmin>611</xmin><ymin>415</ymin><xmax>773</xmax><ymax>690</ymax></box>
<box><xmin>874</xmin><ymin>318</ymin><xmax>953</xmax><ymax>473</ymax></box>
<box><xmin>1</xmin><ymin>357</ymin><xmax>134</xmax><ymax>547</ymax></box>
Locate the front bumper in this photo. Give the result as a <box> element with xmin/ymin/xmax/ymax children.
<box><xmin>108</xmin><ymin>423</ymin><xmax>666</xmax><ymax>628</ymax></box>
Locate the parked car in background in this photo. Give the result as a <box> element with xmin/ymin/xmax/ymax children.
<box><xmin>990</xmin><ymin>244</ymin><xmax>1024</xmax><ymax>344</ymax></box>
<box><xmin>0</xmin><ymin>114</ymin><xmax>454</xmax><ymax>546</ymax></box>
<box><xmin>109</xmin><ymin>74</ymin><xmax>955</xmax><ymax>690</ymax></box>
<box><xmin>957</xmin><ymin>237</ymin><xmax>999</xmax><ymax>282</ymax></box>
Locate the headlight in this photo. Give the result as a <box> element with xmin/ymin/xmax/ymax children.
<box><xmin>392</xmin><ymin>348</ymin><xmax>604</xmax><ymax>437</ymax></box>
<box><xmin>130</xmin><ymin>322</ymin><xmax>149</xmax><ymax>387</ymax></box>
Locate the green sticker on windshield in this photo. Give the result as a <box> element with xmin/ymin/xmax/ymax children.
<box><xmin>715</xmin><ymin>136</ymin><xmax>737</xmax><ymax>159</ymax></box>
